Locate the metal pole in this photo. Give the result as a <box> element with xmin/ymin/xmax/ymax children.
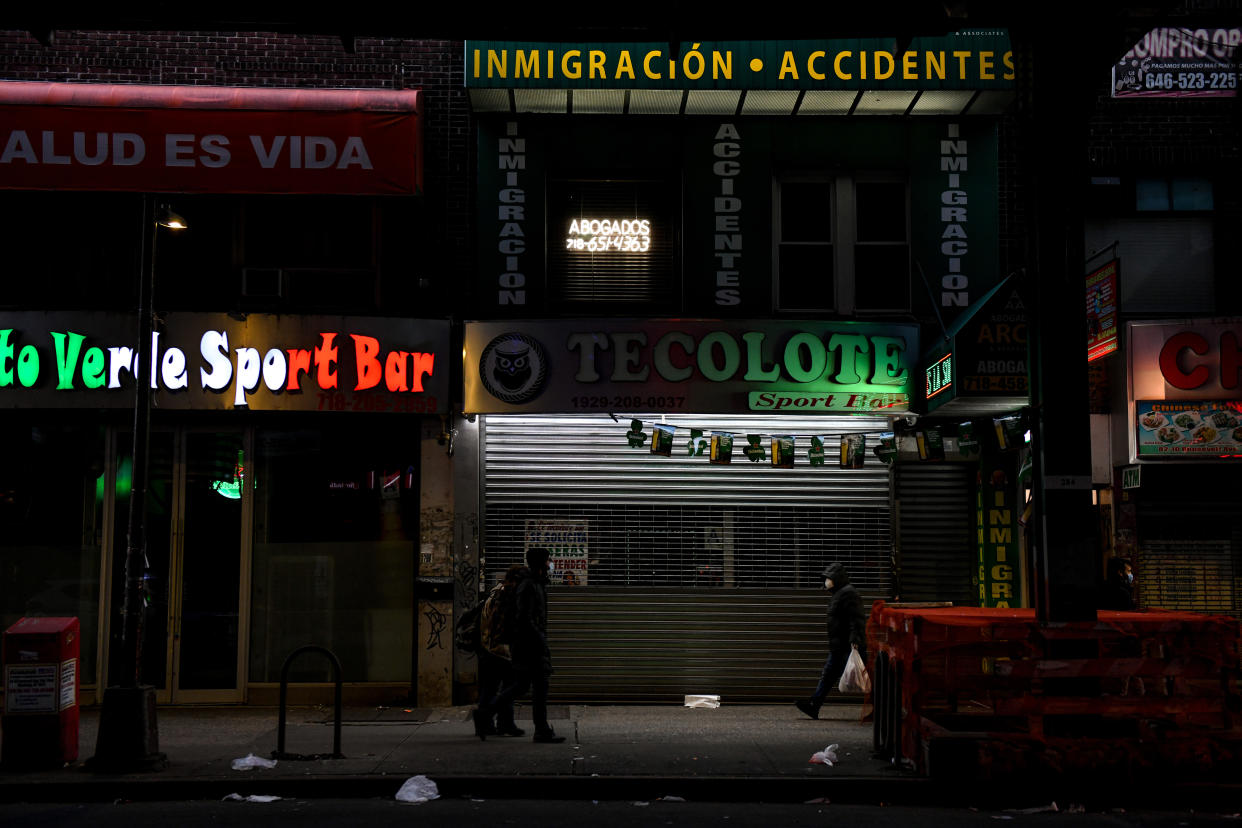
<box><xmin>89</xmin><ymin>193</ymin><xmax>166</xmax><ymax>772</ymax></box>
<box><xmin>120</xmin><ymin>193</ymin><xmax>157</xmax><ymax>685</ymax></box>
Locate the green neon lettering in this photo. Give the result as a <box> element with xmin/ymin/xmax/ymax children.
<box><xmin>51</xmin><ymin>330</ymin><xmax>86</xmax><ymax>390</ymax></box>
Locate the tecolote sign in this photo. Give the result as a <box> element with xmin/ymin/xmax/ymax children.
<box><xmin>464</xmin><ymin>319</ymin><xmax>918</xmax><ymax>415</ymax></box>
<box><xmin>1</xmin><ymin>312</ymin><xmax>449</xmax><ymax>413</ymax></box>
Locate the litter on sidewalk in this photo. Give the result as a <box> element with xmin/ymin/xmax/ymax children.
<box><xmin>684</xmin><ymin>694</ymin><xmax>721</xmax><ymax>708</ymax></box>
<box><xmin>809</xmin><ymin>744</ymin><xmax>839</xmax><ymax>766</ymax></box>
<box><xmin>395</xmin><ymin>775</ymin><xmax>440</xmax><ymax>804</ymax></box>
<box><xmin>231</xmin><ymin>753</ymin><xmax>277</xmax><ymax>771</ymax></box>
<box><xmin>223</xmin><ymin>793</ymin><xmax>283</xmax><ymax>803</ymax></box>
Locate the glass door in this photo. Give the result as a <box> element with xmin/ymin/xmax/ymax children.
<box><xmin>107</xmin><ymin>428</ymin><xmax>248</xmax><ymax>703</ymax></box>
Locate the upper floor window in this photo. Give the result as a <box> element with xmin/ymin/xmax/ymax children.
<box><xmin>774</xmin><ymin>176</ymin><xmax>910</xmax><ymax>315</ymax></box>
<box><xmin>1085</xmin><ymin>175</ymin><xmax>1215</xmax><ymax>314</ymax></box>
<box><xmin>546</xmin><ymin>178</ymin><xmax>678</xmax><ymax>312</ymax></box>
<box><xmin>1136</xmin><ymin>177</ymin><xmax>1213</xmax><ymax>212</ymax></box>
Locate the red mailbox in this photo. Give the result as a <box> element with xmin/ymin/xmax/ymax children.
<box><xmin>2</xmin><ymin>617</ymin><xmax>80</xmax><ymax>768</ymax></box>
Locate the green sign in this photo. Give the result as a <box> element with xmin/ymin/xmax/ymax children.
<box><xmin>976</xmin><ymin>455</ymin><xmax>1022</xmax><ymax>608</ymax></box>
<box><xmin>465</xmin><ymin>318</ymin><xmax>918</xmax><ymax>415</ymax></box>
<box><xmin>925</xmin><ymin>351</ymin><xmax>954</xmax><ymax>407</ymax></box>
<box><xmin>466</xmin><ymin>34</ymin><xmax>1014</xmax><ymax>90</ymax></box>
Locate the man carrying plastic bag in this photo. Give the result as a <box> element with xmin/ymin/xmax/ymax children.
<box><xmin>795</xmin><ymin>562</ymin><xmax>869</xmax><ymax>718</ymax></box>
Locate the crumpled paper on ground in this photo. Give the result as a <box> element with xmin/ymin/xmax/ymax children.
<box><xmin>809</xmin><ymin>744</ymin><xmax>839</xmax><ymax>766</ymax></box>
<box><xmin>223</xmin><ymin>793</ymin><xmax>282</xmax><ymax>802</ymax></box>
<box><xmin>684</xmin><ymin>694</ymin><xmax>721</xmax><ymax>708</ymax></box>
<box><xmin>231</xmin><ymin>753</ymin><xmax>277</xmax><ymax>771</ymax></box>
<box><xmin>395</xmin><ymin>775</ymin><xmax>440</xmax><ymax>804</ymax></box>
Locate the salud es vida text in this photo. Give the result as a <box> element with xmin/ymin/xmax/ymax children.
<box><xmin>0</xmin><ymin>131</ymin><xmax>375</xmax><ymax>169</ymax></box>
<box><xmin>0</xmin><ymin>329</ymin><xmax>435</xmax><ymax>405</ymax></box>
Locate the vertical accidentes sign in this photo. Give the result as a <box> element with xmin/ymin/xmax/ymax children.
<box><xmin>713</xmin><ymin>123</ymin><xmax>742</xmax><ymax>306</ymax></box>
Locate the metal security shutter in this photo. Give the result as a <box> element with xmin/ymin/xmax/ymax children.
<box><xmin>1138</xmin><ymin>539</ymin><xmax>1238</xmax><ymax>616</ymax></box>
<box><xmin>894</xmin><ymin>463</ymin><xmax>974</xmax><ymax>605</ymax></box>
<box><xmin>481</xmin><ymin>413</ymin><xmax>894</xmax><ymax>702</ymax></box>
<box><xmin>1137</xmin><ymin>506</ymin><xmax>1241</xmax><ymax>617</ymax></box>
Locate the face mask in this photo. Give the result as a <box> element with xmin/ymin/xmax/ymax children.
<box><xmin>1126</xmin><ymin>573</ymin><xmax>1134</xmax><ymax>584</ymax></box>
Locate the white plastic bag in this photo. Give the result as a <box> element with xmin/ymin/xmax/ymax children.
<box><xmin>395</xmin><ymin>775</ymin><xmax>440</xmax><ymax>804</ymax></box>
<box><xmin>684</xmin><ymin>694</ymin><xmax>721</xmax><ymax>708</ymax></box>
<box><xmin>231</xmin><ymin>753</ymin><xmax>277</xmax><ymax>771</ymax></box>
<box><xmin>809</xmin><ymin>743</ymin><xmax>839</xmax><ymax>765</ymax></box>
<box><xmin>837</xmin><ymin>648</ymin><xmax>871</xmax><ymax>694</ymax></box>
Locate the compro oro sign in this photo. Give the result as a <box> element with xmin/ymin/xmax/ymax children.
<box><xmin>464</xmin><ymin>319</ymin><xmax>918</xmax><ymax>415</ymax></box>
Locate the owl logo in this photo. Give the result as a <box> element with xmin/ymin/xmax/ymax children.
<box><xmin>479</xmin><ymin>333</ymin><xmax>548</xmax><ymax>404</ymax></box>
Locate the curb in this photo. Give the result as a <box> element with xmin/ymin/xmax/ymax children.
<box><xmin>3</xmin><ymin>773</ymin><xmax>1241</xmax><ymax>810</ymax></box>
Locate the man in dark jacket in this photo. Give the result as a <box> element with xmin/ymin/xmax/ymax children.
<box><xmin>1099</xmin><ymin>557</ymin><xmax>1136</xmax><ymax>610</ymax></box>
<box><xmin>472</xmin><ymin>547</ymin><xmax>566</xmax><ymax>743</ymax></box>
<box><xmin>796</xmin><ymin>562</ymin><xmax>868</xmax><ymax>719</ymax></box>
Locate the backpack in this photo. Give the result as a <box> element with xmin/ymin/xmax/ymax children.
<box><xmin>479</xmin><ymin>580</ymin><xmax>515</xmax><ymax>659</ymax></box>
<box><xmin>454</xmin><ymin>600</ymin><xmax>483</xmax><ymax>652</ymax></box>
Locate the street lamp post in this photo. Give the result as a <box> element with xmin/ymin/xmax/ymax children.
<box><xmin>89</xmin><ymin>194</ymin><xmax>185</xmax><ymax>772</ymax></box>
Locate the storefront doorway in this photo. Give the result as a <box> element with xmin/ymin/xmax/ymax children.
<box><xmin>106</xmin><ymin>428</ymin><xmax>249</xmax><ymax>703</ymax></box>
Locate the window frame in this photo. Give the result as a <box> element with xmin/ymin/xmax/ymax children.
<box><xmin>772</xmin><ymin>173</ymin><xmax>911</xmax><ymax>315</ymax></box>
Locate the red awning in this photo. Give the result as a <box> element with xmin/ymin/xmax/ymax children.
<box><xmin>0</xmin><ymin>81</ymin><xmax>420</xmax><ymax>113</ymax></box>
<box><xmin>0</xmin><ymin>82</ymin><xmax>423</xmax><ymax>195</ymax></box>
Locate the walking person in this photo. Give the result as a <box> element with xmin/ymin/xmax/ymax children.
<box><xmin>473</xmin><ymin>547</ymin><xmax>566</xmax><ymax>743</ymax></box>
<box><xmin>474</xmin><ymin>564</ymin><xmax>525</xmax><ymax>736</ymax></box>
<box><xmin>1099</xmin><ymin>557</ymin><xmax>1136</xmax><ymax>610</ymax></box>
<box><xmin>795</xmin><ymin>562</ymin><xmax>868</xmax><ymax>719</ymax></box>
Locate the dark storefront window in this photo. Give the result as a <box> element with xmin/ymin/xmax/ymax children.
<box><xmin>775</xmin><ymin>176</ymin><xmax>910</xmax><ymax>315</ymax></box>
<box><xmin>853</xmin><ymin>181</ymin><xmax>911</xmax><ymax>311</ymax></box>
<box><xmin>1085</xmin><ymin>175</ymin><xmax>1216</xmax><ymax>314</ymax></box>
<box><xmin>777</xmin><ymin>181</ymin><xmax>834</xmax><ymax>311</ymax></box>
<box><xmin>1</xmin><ymin>191</ymin><xmax>396</xmax><ymax>317</ymax></box>
<box><xmin>1</xmin><ymin>192</ymin><xmax>143</xmax><ymax>311</ymax></box>
<box><xmin>546</xmin><ymin>178</ymin><xmax>678</xmax><ymax>311</ymax></box>
<box><xmin>0</xmin><ymin>421</ymin><xmax>104</xmax><ymax>684</ymax></box>
<box><xmin>249</xmin><ymin>422</ymin><xmax>419</xmax><ymax>683</ymax></box>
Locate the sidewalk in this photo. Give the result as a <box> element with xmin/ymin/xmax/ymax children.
<box><xmin>1</xmin><ymin>703</ymin><xmax>1237</xmax><ymax>808</ymax></box>
<box><xmin>0</xmin><ymin>702</ymin><xmax>911</xmax><ymax>804</ymax></box>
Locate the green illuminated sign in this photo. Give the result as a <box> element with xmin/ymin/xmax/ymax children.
<box><xmin>925</xmin><ymin>352</ymin><xmax>954</xmax><ymax>400</ymax></box>
<box><xmin>465</xmin><ymin>319</ymin><xmax>919</xmax><ymax>414</ymax></box>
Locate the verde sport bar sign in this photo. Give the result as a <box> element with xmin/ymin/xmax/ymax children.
<box><xmin>464</xmin><ymin>318</ymin><xmax>918</xmax><ymax>415</ymax></box>
<box><xmin>465</xmin><ymin>34</ymin><xmax>1015</xmax><ymax>91</ymax></box>
<box><xmin>1</xmin><ymin>312</ymin><xmax>449</xmax><ymax>413</ymax></box>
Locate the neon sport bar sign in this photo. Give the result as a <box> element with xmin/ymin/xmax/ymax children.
<box><xmin>0</xmin><ymin>312</ymin><xmax>449</xmax><ymax>413</ymax></box>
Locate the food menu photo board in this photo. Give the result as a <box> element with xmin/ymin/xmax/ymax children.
<box><xmin>1136</xmin><ymin>400</ymin><xmax>1242</xmax><ymax>458</ymax></box>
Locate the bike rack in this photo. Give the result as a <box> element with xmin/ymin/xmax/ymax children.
<box><xmin>272</xmin><ymin>644</ymin><xmax>344</xmax><ymax>760</ymax></box>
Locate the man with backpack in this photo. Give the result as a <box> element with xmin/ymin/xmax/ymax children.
<box><xmin>472</xmin><ymin>547</ymin><xmax>566</xmax><ymax>743</ymax></box>
<box><xmin>476</xmin><ymin>564</ymin><xmax>523</xmax><ymax>736</ymax></box>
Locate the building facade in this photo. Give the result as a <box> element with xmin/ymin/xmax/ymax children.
<box><xmin>455</xmin><ymin>34</ymin><xmax>1031</xmax><ymax>700</ymax></box>
<box><xmin>2</xmin><ymin>12</ymin><xmax>1236</xmax><ymax>709</ymax></box>
<box><xmin>0</xmin><ymin>29</ymin><xmax>469</xmax><ymax>706</ymax></box>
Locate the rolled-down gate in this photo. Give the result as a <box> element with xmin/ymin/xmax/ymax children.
<box><xmin>481</xmin><ymin>413</ymin><xmax>896</xmax><ymax>702</ymax></box>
